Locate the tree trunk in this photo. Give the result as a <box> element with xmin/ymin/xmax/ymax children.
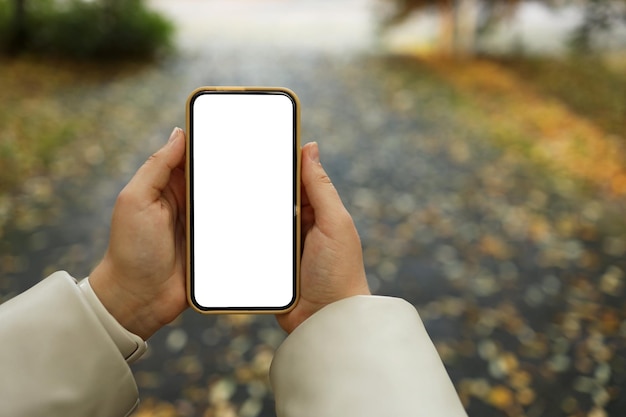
<box><xmin>455</xmin><ymin>0</ymin><xmax>479</xmax><ymax>57</ymax></box>
<box><xmin>438</xmin><ymin>0</ymin><xmax>455</xmax><ymax>56</ymax></box>
<box><xmin>9</xmin><ymin>0</ymin><xmax>27</xmax><ymax>54</ymax></box>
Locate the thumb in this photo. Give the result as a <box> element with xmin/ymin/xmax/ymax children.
<box><xmin>128</xmin><ymin>127</ymin><xmax>186</xmax><ymax>202</ymax></box>
<box><xmin>301</xmin><ymin>142</ymin><xmax>346</xmax><ymax>222</ymax></box>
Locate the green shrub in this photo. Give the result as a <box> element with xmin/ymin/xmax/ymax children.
<box><xmin>0</xmin><ymin>0</ymin><xmax>174</xmax><ymax>59</ymax></box>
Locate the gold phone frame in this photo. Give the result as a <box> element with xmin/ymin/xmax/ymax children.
<box><xmin>185</xmin><ymin>86</ymin><xmax>301</xmax><ymax>314</ymax></box>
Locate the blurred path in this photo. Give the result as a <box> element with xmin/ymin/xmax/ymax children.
<box><xmin>1</xmin><ymin>2</ymin><xmax>625</xmax><ymax>417</ymax></box>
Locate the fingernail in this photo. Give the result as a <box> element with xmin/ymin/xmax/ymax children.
<box><xmin>168</xmin><ymin>127</ymin><xmax>180</xmax><ymax>144</ymax></box>
<box><xmin>309</xmin><ymin>142</ymin><xmax>320</xmax><ymax>165</ymax></box>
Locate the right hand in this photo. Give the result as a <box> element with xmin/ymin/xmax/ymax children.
<box><xmin>276</xmin><ymin>142</ymin><xmax>370</xmax><ymax>334</ymax></box>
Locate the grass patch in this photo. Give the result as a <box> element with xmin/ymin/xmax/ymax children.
<box><xmin>0</xmin><ymin>56</ymin><xmax>177</xmax><ymax>193</ymax></box>
<box><xmin>496</xmin><ymin>55</ymin><xmax>626</xmax><ymax>140</ymax></box>
<box><xmin>412</xmin><ymin>55</ymin><xmax>626</xmax><ymax>197</ymax></box>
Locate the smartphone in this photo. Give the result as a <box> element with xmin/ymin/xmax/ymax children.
<box><xmin>186</xmin><ymin>87</ymin><xmax>300</xmax><ymax>313</ymax></box>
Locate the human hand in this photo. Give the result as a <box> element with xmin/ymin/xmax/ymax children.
<box><xmin>276</xmin><ymin>142</ymin><xmax>370</xmax><ymax>334</ymax></box>
<box><xmin>90</xmin><ymin>128</ymin><xmax>187</xmax><ymax>340</ymax></box>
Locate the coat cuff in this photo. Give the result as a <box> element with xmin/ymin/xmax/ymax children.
<box><xmin>270</xmin><ymin>295</ymin><xmax>468</xmax><ymax>417</ymax></box>
<box><xmin>78</xmin><ymin>277</ymin><xmax>147</xmax><ymax>363</ymax></box>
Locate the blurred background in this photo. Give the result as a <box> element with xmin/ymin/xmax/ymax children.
<box><xmin>1</xmin><ymin>0</ymin><xmax>625</xmax><ymax>416</ymax></box>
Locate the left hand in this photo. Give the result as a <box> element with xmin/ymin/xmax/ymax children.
<box><xmin>90</xmin><ymin>127</ymin><xmax>188</xmax><ymax>340</ymax></box>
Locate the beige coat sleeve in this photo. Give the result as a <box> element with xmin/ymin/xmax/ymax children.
<box><xmin>0</xmin><ymin>274</ymin><xmax>466</xmax><ymax>417</ymax></box>
<box><xmin>270</xmin><ymin>295</ymin><xmax>468</xmax><ymax>417</ymax></box>
<box><xmin>0</xmin><ymin>271</ymin><xmax>139</xmax><ymax>417</ymax></box>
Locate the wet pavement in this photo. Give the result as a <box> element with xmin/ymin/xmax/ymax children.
<box><xmin>1</xmin><ymin>1</ymin><xmax>626</xmax><ymax>416</ymax></box>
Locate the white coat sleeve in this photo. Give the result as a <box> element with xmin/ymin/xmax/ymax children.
<box><xmin>0</xmin><ymin>271</ymin><xmax>140</xmax><ymax>417</ymax></box>
<box><xmin>269</xmin><ymin>295</ymin><xmax>468</xmax><ymax>417</ymax></box>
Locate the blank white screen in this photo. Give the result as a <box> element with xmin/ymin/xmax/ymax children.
<box><xmin>191</xmin><ymin>92</ymin><xmax>295</xmax><ymax>309</ymax></box>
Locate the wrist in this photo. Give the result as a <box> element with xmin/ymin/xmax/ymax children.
<box><xmin>90</xmin><ymin>261</ymin><xmax>162</xmax><ymax>340</ymax></box>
